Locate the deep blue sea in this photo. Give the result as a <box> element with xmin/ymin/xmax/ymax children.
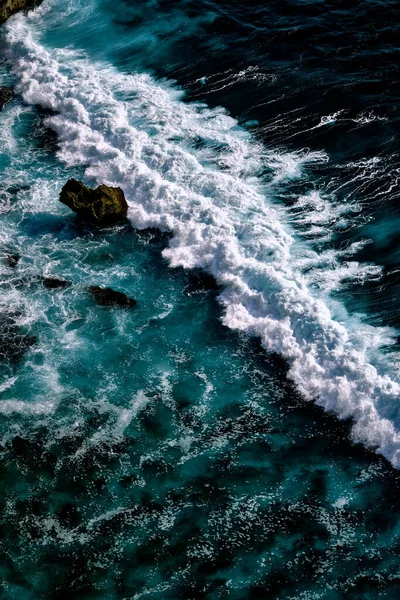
<box><xmin>0</xmin><ymin>0</ymin><xmax>400</xmax><ymax>597</ymax></box>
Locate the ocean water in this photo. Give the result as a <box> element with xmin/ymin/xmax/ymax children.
<box><xmin>0</xmin><ymin>0</ymin><xmax>400</xmax><ymax>597</ymax></box>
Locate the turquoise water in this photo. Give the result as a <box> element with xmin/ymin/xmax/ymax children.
<box><xmin>1</xmin><ymin>170</ymin><xmax>400</xmax><ymax>597</ymax></box>
<box><xmin>1</xmin><ymin>0</ymin><xmax>400</xmax><ymax>597</ymax></box>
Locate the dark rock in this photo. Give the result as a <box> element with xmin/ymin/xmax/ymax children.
<box><xmin>0</xmin><ymin>0</ymin><xmax>43</xmax><ymax>24</ymax></box>
<box><xmin>6</xmin><ymin>184</ymin><xmax>30</xmax><ymax>195</ymax></box>
<box><xmin>42</xmin><ymin>277</ymin><xmax>71</xmax><ymax>289</ymax></box>
<box><xmin>4</xmin><ymin>253</ymin><xmax>19</xmax><ymax>268</ymax></box>
<box><xmin>0</xmin><ymin>87</ymin><xmax>12</xmax><ymax>110</ymax></box>
<box><xmin>185</xmin><ymin>269</ymin><xmax>221</xmax><ymax>294</ymax></box>
<box><xmin>0</xmin><ymin>314</ymin><xmax>36</xmax><ymax>363</ymax></box>
<box><xmin>31</xmin><ymin>115</ymin><xmax>59</xmax><ymax>153</ymax></box>
<box><xmin>60</xmin><ymin>179</ymin><xmax>128</xmax><ymax>225</ymax></box>
<box><xmin>88</xmin><ymin>286</ymin><xmax>136</xmax><ymax>308</ymax></box>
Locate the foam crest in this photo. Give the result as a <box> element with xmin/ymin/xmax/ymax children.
<box><xmin>5</xmin><ymin>6</ymin><xmax>400</xmax><ymax>466</ymax></box>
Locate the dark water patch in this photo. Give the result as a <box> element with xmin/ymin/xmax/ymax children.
<box><xmin>19</xmin><ymin>212</ymin><xmax>73</xmax><ymax>238</ymax></box>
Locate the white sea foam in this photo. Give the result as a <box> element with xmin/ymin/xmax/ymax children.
<box><xmin>4</xmin><ymin>3</ymin><xmax>400</xmax><ymax>466</ymax></box>
<box><xmin>0</xmin><ymin>398</ymin><xmax>55</xmax><ymax>414</ymax></box>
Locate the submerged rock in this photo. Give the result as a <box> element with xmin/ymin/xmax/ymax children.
<box><xmin>42</xmin><ymin>277</ymin><xmax>71</xmax><ymax>290</ymax></box>
<box><xmin>0</xmin><ymin>87</ymin><xmax>12</xmax><ymax>110</ymax></box>
<box><xmin>6</xmin><ymin>184</ymin><xmax>30</xmax><ymax>195</ymax></box>
<box><xmin>4</xmin><ymin>253</ymin><xmax>19</xmax><ymax>268</ymax></box>
<box><xmin>185</xmin><ymin>270</ymin><xmax>221</xmax><ymax>295</ymax></box>
<box><xmin>0</xmin><ymin>314</ymin><xmax>36</xmax><ymax>363</ymax></box>
<box><xmin>60</xmin><ymin>179</ymin><xmax>128</xmax><ymax>225</ymax></box>
<box><xmin>0</xmin><ymin>0</ymin><xmax>43</xmax><ymax>24</ymax></box>
<box><xmin>88</xmin><ymin>286</ymin><xmax>136</xmax><ymax>308</ymax></box>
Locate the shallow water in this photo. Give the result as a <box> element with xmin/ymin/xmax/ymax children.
<box><xmin>0</xmin><ymin>0</ymin><xmax>400</xmax><ymax>597</ymax></box>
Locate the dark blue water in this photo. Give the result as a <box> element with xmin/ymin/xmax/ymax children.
<box><xmin>0</xmin><ymin>0</ymin><xmax>400</xmax><ymax>597</ymax></box>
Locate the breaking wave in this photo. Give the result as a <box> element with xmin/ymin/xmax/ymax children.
<box><xmin>4</xmin><ymin>0</ymin><xmax>400</xmax><ymax>466</ymax></box>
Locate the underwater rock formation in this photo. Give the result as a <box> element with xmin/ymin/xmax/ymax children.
<box><xmin>88</xmin><ymin>286</ymin><xmax>136</xmax><ymax>308</ymax></box>
<box><xmin>42</xmin><ymin>277</ymin><xmax>71</xmax><ymax>289</ymax></box>
<box><xmin>4</xmin><ymin>253</ymin><xmax>19</xmax><ymax>268</ymax></box>
<box><xmin>0</xmin><ymin>313</ymin><xmax>36</xmax><ymax>362</ymax></box>
<box><xmin>0</xmin><ymin>87</ymin><xmax>12</xmax><ymax>109</ymax></box>
<box><xmin>60</xmin><ymin>179</ymin><xmax>128</xmax><ymax>225</ymax></box>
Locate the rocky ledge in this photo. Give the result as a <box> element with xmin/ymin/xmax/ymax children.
<box><xmin>0</xmin><ymin>0</ymin><xmax>43</xmax><ymax>24</ymax></box>
<box><xmin>60</xmin><ymin>179</ymin><xmax>128</xmax><ymax>226</ymax></box>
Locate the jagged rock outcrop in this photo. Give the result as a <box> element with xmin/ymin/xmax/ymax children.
<box><xmin>60</xmin><ymin>179</ymin><xmax>128</xmax><ymax>225</ymax></box>
<box><xmin>0</xmin><ymin>0</ymin><xmax>43</xmax><ymax>24</ymax></box>
<box><xmin>88</xmin><ymin>286</ymin><xmax>136</xmax><ymax>308</ymax></box>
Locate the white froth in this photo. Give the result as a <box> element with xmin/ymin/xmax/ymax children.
<box><xmin>4</xmin><ymin>5</ymin><xmax>400</xmax><ymax>466</ymax></box>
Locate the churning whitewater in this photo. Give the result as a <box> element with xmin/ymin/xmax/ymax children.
<box><xmin>4</xmin><ymin>0</ymin><xmax>400</xmax><ymax>466</ymax></box>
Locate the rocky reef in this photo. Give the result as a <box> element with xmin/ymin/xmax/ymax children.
<box><xmin>88</xmin><ymin>286</ymin><xmax>136</xmax><ymax>308</ymax></box>
<box><xmin>60</xmin><ymin>179</ymin><xmax>128</xmax><ymax>226</ymax></box>
<box><xmin>0</xmin><ymin>0</ymin><xmax>43</xmax><ymax>24</ymax></box>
